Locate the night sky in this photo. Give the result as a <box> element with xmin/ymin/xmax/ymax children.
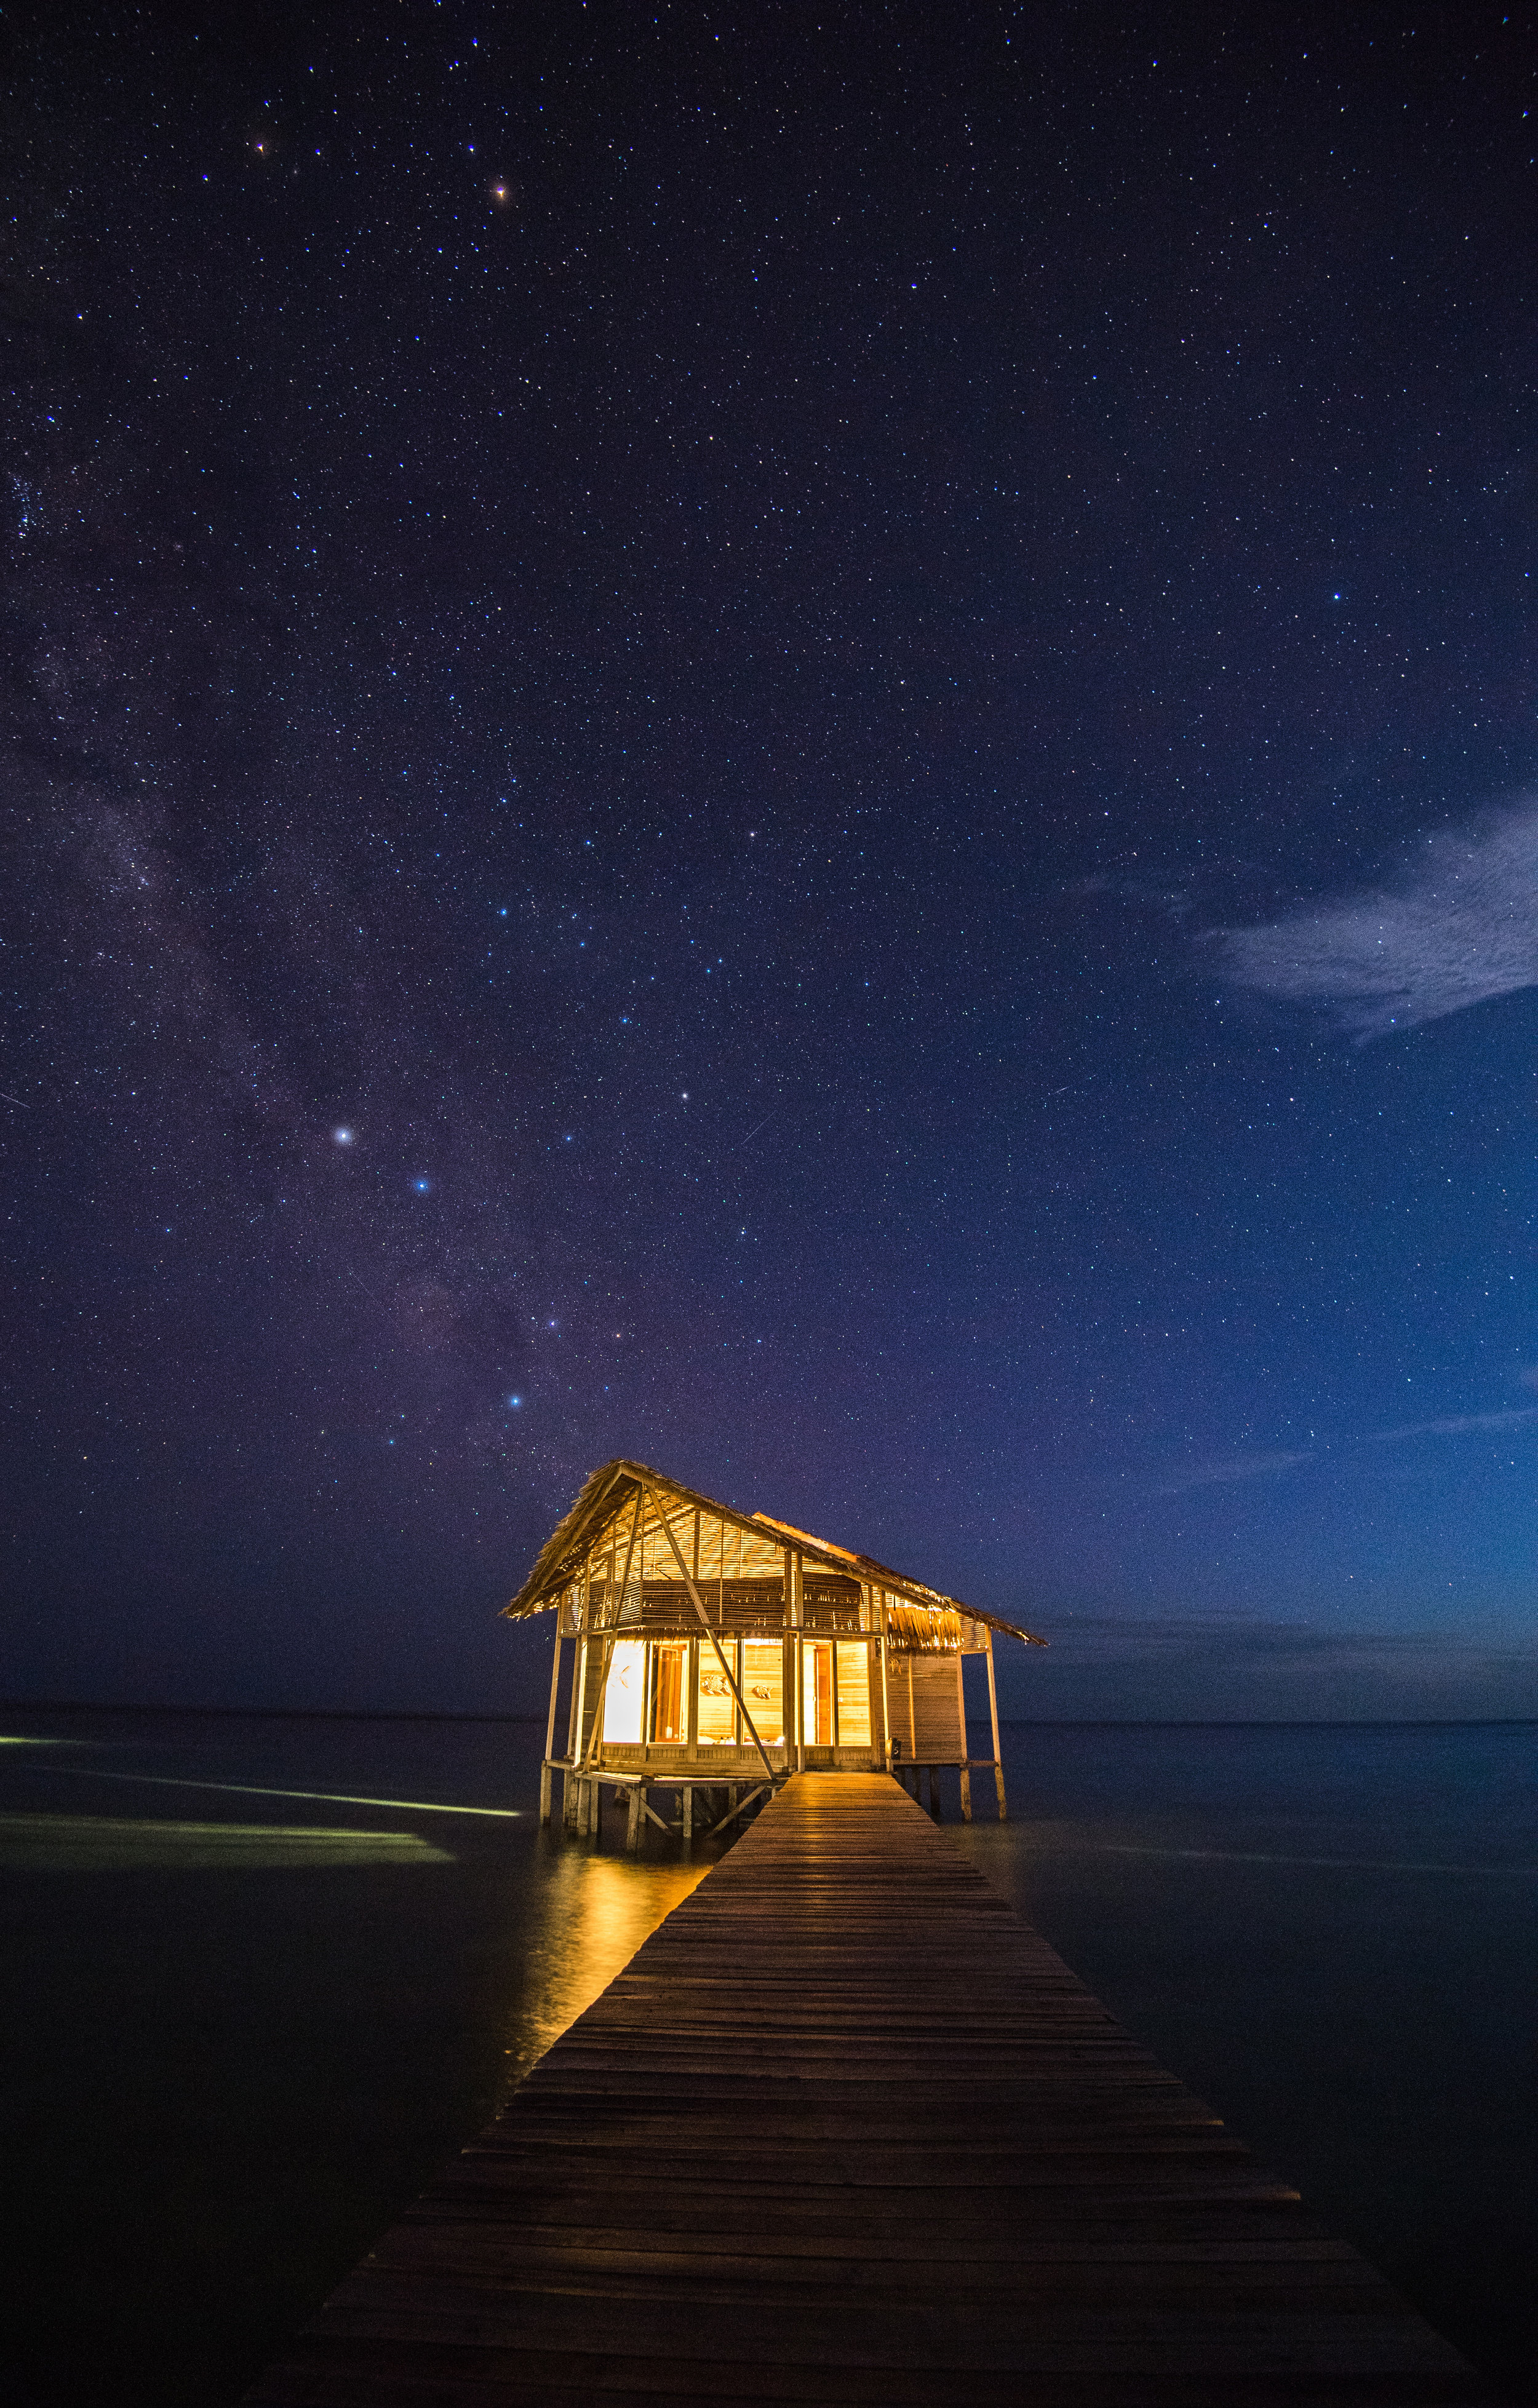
<box><xmin>7</xmin><ymin>4</ymin><xmax>1538</xmax><ymax>1718</ymax></box>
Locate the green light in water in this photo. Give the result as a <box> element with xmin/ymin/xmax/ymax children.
<box><xmin>40</xmin><ymin>1769</ymin><xmax>522</xmax><ymax>1817</ymax></box>
<box><xmin>0</xmin><ymin>1814</ymin><xmax>453</xmax><ymax>1869</ymax></box>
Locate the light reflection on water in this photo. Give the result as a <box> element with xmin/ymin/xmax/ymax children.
<box><xmin>500</xmin><ymin>1843</ymin><xmax>711</xmax><ymax>2087</ymax></box>
<box><xmin>0</xmin><ymin>1813</ymin><xmax>453</xmax><ymax>1870</ymax></box>
<box><xmin>1</xmin><ymin>1709</ymin><xmax>731</xmax><ymax>2408</ymax></box>
<box><xmin>5</xmin><ymin>1711</ymin><xmax>1536</xmax><ymax>2408</ymax></box>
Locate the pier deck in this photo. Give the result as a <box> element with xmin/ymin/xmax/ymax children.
<box><xmin>249</xmin><ymin>1772</ymin><xmax>1488</xmax><ymax>2405</ymax></box>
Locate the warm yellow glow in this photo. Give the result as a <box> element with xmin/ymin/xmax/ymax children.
<box><xmin>801</xmin><ymin>1640</ymin><xmax>833</xmax><ymax>1746</ymax></box>
<box><xmin>503</xmin><ymin>1848</ymin><xmax>711</xmax><ymax>2088</ymax></box>
<box><xmin>651</xmin><ymin>1642</ymin><xmax>686</xmax><ymax>1742</ymax></box>
<box><xmin>740</xmin><ymin>1640</ymin><xmax>784</xmax><ymax>1745</ymax></box>
<box><xmin>835</xmin><ymin>1642</ymin><xmax>872</xmax><ymax>1745</ymax></box>
<box><xmin>696</xmin><ymin>1643</ymin><xmax>738</xmax><ymax>1745</ymax></box>
<box><xmin>753</xmin><ymin>1511</ymin><xmax>860</xmax><ymax>1562</ymax></box>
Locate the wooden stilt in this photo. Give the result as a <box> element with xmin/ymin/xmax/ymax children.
<box><xmin>986</xmin><ymin>1633</ymin><xmax>1007</xmax><ymax>1821</ymax></box>
<box><xmin>624</xmin><ymin>1785</ymin><xmax>643</xmax><ymax>1853</ymax></box>
<box><xmin>791</xmin><ymin>1551</ymin><xmax>805</xmax><ymax>1773</ymax></box>
<box><xmin>682</xmin><ymin>1784</ymin><xmax>693</xmax><ymax>1850</ymax></box>
<box><xmin>959</xmin><ymin>1763</ymin><xmax>972</xmax><ymax>1821</ymax></box>
<box><xmin>540</xmin><ymin>1634</ymin><xmax>563</xmax><ymax>1828</ymax></box>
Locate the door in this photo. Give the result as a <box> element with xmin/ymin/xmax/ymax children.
<box><xmin>801</xmin><ymin>1640</ymin><xmax>834</xmax><ymax>1746</ymax></box>
<box><xmin>650</xmin><ymin>1642</ymin><xmax>687</xmax><ymax>1742</ymax></box>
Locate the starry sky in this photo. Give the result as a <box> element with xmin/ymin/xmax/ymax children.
<box><xmin>6</xmin><ymin>2</ymin><xmax>1538</xmax><ymax>1717</ymax></box>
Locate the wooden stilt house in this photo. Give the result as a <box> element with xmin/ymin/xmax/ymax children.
<box><xmin>505</xmin><ymin>1460</ymin><xmax>1046</xmax><ymax>1846</ymax></box>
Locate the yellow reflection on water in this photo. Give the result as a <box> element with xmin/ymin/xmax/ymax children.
<box><xmin>502</xmin><ymin>1846</ymin><xmax>711</xmax><ymax>2088</ymax></box>
<box><xmin>0</xmin><ymin>1735</ymin><xmax>66</xmax><ymax>1746</ymax></box>
<box><xmin>0</xmin><ymin>1813</ymin><xmax>453</xmax><ymax>1870</ymax></box>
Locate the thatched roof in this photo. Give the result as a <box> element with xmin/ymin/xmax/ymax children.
<box><xmin>503</xmin><ymin>1458</ymin><xmax>1046</xmax><ymax>1646</ymax></box>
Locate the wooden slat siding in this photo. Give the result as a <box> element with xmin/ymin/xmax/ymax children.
<box><xmin>247</xmin><ymin>1775</ymin><xmax>1489</xmax><ymax>2407</ymax></box>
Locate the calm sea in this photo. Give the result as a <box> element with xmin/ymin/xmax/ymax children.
<box><xmin>3</xmin><ymin>1710</ymin><xmax>1534</xmax><ymax>2406</ymax></box>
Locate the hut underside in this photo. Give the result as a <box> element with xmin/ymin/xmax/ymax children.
<box><xmin>504</xmin><ymin>1460</ymin><xmax>1045</xmax><ymax>1845</ymax></box>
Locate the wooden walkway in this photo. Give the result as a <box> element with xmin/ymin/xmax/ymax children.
<box><xmin>249</xmin><ymin>1773</ymin><xmax>1489</xmax><ymax>2406</ymax></box>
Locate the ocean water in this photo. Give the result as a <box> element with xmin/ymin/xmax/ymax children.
<box><xmin>2</xmin><ymin>1710</ymin><xmax>1534</xmax><ymax>2407</ymax></box>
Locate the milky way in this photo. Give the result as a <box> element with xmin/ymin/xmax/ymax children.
<box><xmin>5</xmin><ymin>6</ymin><xmax>1538</xmax><ymax>1711</ymax></box>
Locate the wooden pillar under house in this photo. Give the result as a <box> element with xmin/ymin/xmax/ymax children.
<box><xmin>561</xmin><ymin>1589</ymin><xmax>584</xmax><ymax>1827</ymax></box>
<box><xmin>567</xmin><ymin>1560</ymin><xmax>593</xmax><ymax>1830</ymax></box>
<box><xmin>539</xmin><ymin>1625</ymin><xmax>563</xmax><ymax>1827</ymax></box>
<box><xmin>986</xmin><ymin>1631</ymin><xmax>1006</xmax><ymax>1820</ymax></box>
<box><xmin>956</xmin><ymin>1652</ymin><xmax>971</xmax><ymax>1821</ymax></box>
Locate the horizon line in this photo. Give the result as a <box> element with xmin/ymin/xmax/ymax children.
<box><xmin>4</xmin><ymin>1698</ymin><xmax>1538</xmax><ymax>1733</ymax></box>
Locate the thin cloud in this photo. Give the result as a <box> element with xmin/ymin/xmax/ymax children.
<box><xmin>1152</xmin><ymin>1450</ymin><xmax>1312</xmax><ymax>1496</ymax></box>
<box><xmin>1212</xmin><ymin>800</ymin><xmax>1538</xmax><ymax>1039</ymax></box>
<box><xmin>1153</xmin><ymin>1405</ymin><xmax>1538</xmax><ymax>1495</ymax></box>
<box><xmin>1369</xmin><ymin>1406</ymin><xmax>1538</xmax><ymax>1443</ymax></box>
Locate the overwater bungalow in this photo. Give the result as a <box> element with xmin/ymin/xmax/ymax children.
<box><xmin>504</xmin><ymin>1458</ymin><xmax>1046</xmax><ymax>1846</ymax></box>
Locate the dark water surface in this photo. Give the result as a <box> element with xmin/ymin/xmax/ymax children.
<box><xmin>3</xmin><ymin>1712</ymin><xmax>1535</xmax><ymax>2406</ymax></box>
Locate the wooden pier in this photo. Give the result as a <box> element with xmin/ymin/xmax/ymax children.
<box><xmin>249</xmin><ymin>1773</ymin><xmax>1489</xmax><ymax>2406</ymax></box>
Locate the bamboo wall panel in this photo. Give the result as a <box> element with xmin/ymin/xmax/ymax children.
<box><xmin>908</xmin><ymin>1655</ymin><xmax>965</xmax><ymax>1758</ymax></box>
<box><xmin>248</xmin><ymin>1774</ymin><xmax>1487</xmax><ymax>2407</ymax></box>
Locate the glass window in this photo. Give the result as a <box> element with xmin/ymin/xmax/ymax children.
<box><xmin>739</xmin><ymin>1640</ymin><xmax>784</xmax><ymax>1747</ymax></box>
<box><xmin>696</xmin><ymin>1642</ymin><xmax>738</xmax><ymax>1745</ymax></box>
<box><xmin>601</xmin><ymin>1640</ymin><xmax>645</xmax><ymax>1743</ymax></box>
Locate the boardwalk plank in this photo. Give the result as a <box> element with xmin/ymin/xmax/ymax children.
<box><xmin>246</xmin><ymin>1774</ymin><xmax>1490</xmax><ymax>2406</ymax></box>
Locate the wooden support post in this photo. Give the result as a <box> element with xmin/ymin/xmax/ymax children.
<box><xmin>687</xmin><ymin>1634</ymin><xmax>699</xmax><ymax>1762</ymax></box>
<box><xmin>879</xmin><ymin>1604</ymin><xmax>893</xmax><ymax>1772</ymax></box>
<box><xmin>682</xmin><ymin>1784</ymin><xmax>693</xmax><ymax>1850</ymax></box>
<box><xmin>710</xmin><ymin>1780</ymin><xmax>770</xmax><ymax>1838</ymax></box>
<box><xmin>564</xmin><ymin>1595</ymin><xmax>582</xmax><ymax>1763</ymax></box>
<box><xmin>578</xmin><ymin>1491</ymin><xmax>640</xmax><ymax>1786</ymax></box>
<box><xmin>540</xmin><ymin>1630</ymin><xmax>564</xmax><ymax>1827</ymax></box>
<box><xmin>986</xmin><ymin>1632</ymin><xmax>1007</xmax><ymax>1820</ymax></box>
<box><xmin>791</xmin><ymin>1550</ymin><xmax>805</xmax><ymax>1772</ymax></box>
<box><xmin>625</xmin><ymin>1784</ymin><xmax>643</xmax><ymax>1853</ymax></box>
<box><xmin>571</xmin><ymin>1554</ymin><xmax>593</xmax><ymax>1763</ymax></box>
